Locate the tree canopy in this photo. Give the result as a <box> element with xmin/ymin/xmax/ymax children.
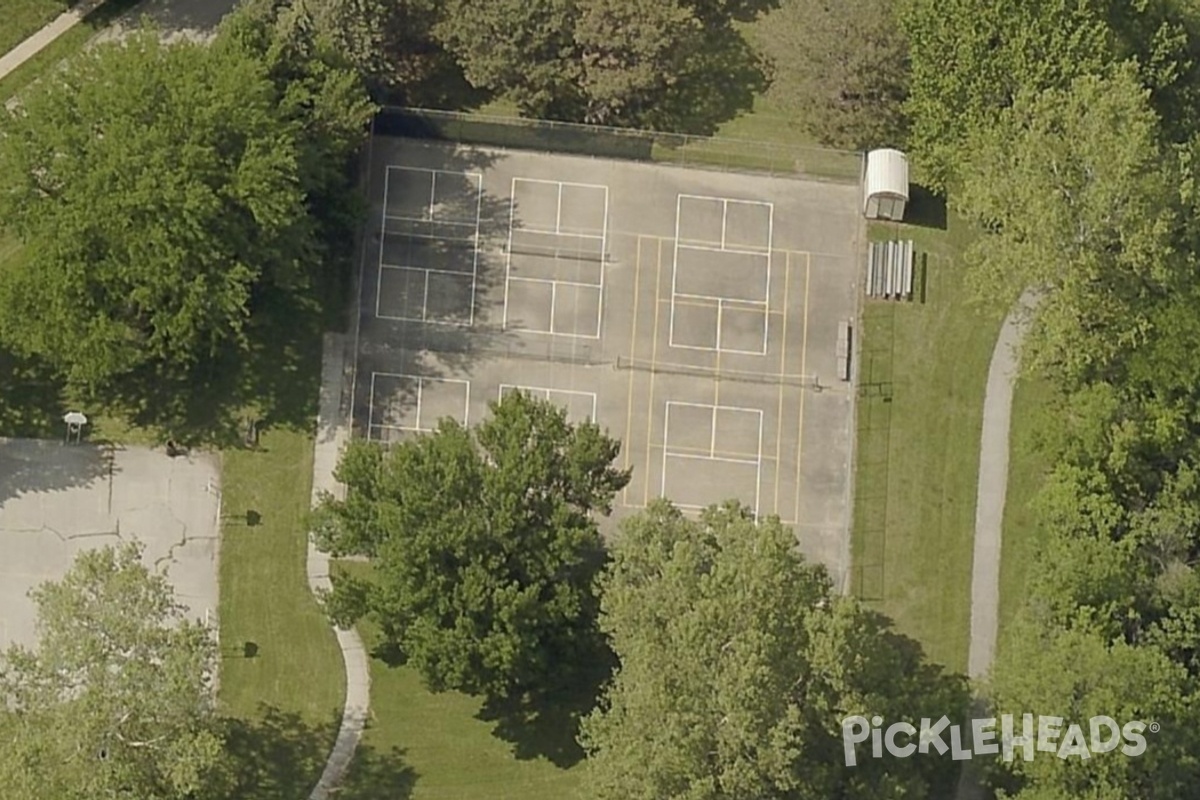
<box><xmin>0</xmin><ymin>32</ymin><xmax>308</xmax><ymax>387</ymax></box>
<box><xmin>901</xmin><ymin>0</ymin><xmax>1200</xmax><ymax>190</ymax></box>
<box><xmin>956</xmin><ymin>66</ymin><xmax>1180</xmax><ymax>386</ymax></box>
<box><xmin>313</xmin><ymin>391</ymin><xmax>630</xmax><ymax>698</ymax></box>
<box><xmin>580</xmin><ymin>501</ymin><xmax>967</xmax><ymax>800</ymax></box>
<box><xmin>0</xmin><ymin>19</ymin><xmax>372</xmax><ymax>396</ymax></box>
<box><xmin>752</xmin><ymin>0</ymin><xmax>908</xmax><ymax>149</ymax></box>
<box><xmin>0</xmin><ymin>544</ymin><xmax>224</xmax><ymax>800</ymax></box>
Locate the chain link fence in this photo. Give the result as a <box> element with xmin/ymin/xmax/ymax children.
<box><xmin>375</xmin><ymin>106</ymin><xmax>864</xmax><ymax>184</ymax></box>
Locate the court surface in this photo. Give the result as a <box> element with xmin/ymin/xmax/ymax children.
<box><xmin>354</xmin><ymin>138</ymin><xmax>862</xmax><ymax>586</ymax></box>
<box><xmin>0</xmin><ymin>439</ymin><xmax>220</xmax><ymax>650</ymax></box>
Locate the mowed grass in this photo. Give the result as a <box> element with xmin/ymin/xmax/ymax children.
<box><xmin>996</xmin><ymin>375</ymin><xmax>1056</xmax><ymax>647</ymax></box>
<box><xmin>0</xmin><ymin>0</ymin><xmax>140</xmax><ymax>98</ymax></box>
<box><xmin>0</xmin><ymin>0</ymin><xmax>67</xmax><ymax>58</ymax></box>
<box><xmin>218</xmin><ymin>429</ymin><xmax>346</xmax><ymax>796</ymax></box>
<box><xmin>334</xmin><ymin>562</ymin><xmax>586</xmax><ymax>800</ymax></box>
<box><xmin>852</xmin><ymin>208</ymin><xmax>1002</xmax><ymax>672</ymax></box>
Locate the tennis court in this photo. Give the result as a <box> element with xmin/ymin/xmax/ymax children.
<box><xmin>0</xmin><ymin>439</ymin><xmax>220</xmax><ymax>651</ymax></box>
<box><xmin>353</xmin><ymin>135</ymin><xmax>862</xmax><ymax>584</ymax></box>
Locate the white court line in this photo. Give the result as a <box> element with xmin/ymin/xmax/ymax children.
<box><xmin>414</xmin><ymin>376</ymin><xmax>423</xmax><ymax>429</ymax></box>
<box><xmin>556</xmin><ymin>182</ymin><xmax>563</xmax><ymax>234</ymax></box>
<box><xmin>755</xmin><ymin>403</ymin><xmax>764</xmax><ymax>520</ymax></box>
<box><xmin>669</xmin><ymin>194</ymin><xmax>683</xmax><ymax>352</ymax></box>
<box><xmin>721</xmin><ymin>199</ymin><xmax>728</xmax><ymax>250</ymax></box>
<box><xmin>375</xmin><ymin>169</ymin><xmax>391</xmax><ymax>319</ymax></box>
<box><xmin>505</xmin><ymin>178</ymin><xmax>608</xmax><ymax>338</ymax></box>
<box><xmin>382</xmin><ymin>213</ymin><xmax>478</xmax><ymax>240</ymax></box>
<box><xmin>469</xmin><ymin>173</ymin><xmax>483</xmax><ymax>326</ymax></box>
<box><xmin>667</xmin><ymin>338</ymin><xmax>768</xmax><ymax>357</ymax></box>
<box><xmin>499</xmin><ymin>385</ymin><xmax>598</xmax><ymax>420</ymax></box>
<box><xmin>666</xmin><ymin>451</ymin><xmax>760</xmax><ymax>467</ymax></box>
<box><xmin>660</xmin><ymin>402</ymin><xmax>764</xmax><ymax>515</ymax></box>
<box><xmin>507</xmin><ymin>275</ymin><xmax>601</xmax><ymax>290</ymax></box>
<box><xmin>514</xmin><ymin>176</ymin><xmax>611</xmax><ymax>190</ymax></box>
<box><xmin>379</xmin><ymin>263</ymin><xmax>478</xmax><ymax>278</ymax></box>
<box><xmin>674</xmin><ymin>290</ymin><xmax>768</xmax><ymax>305</ymax></box>
<box><xmin>596</xmin><ymin>185</ymin><xmax>609</xmax><ymax>339</ymax></box>
<box><xmin>369</xmin><ymin>373</ymin><xmax>471</xmax><ymax>433</ymax></box>
<box><xmin>677</xmin><ymin>240</ymin><xmax>771</xmax><ymax>257</ymax></box>
<box><xmin>512</xmin><ymin>223</ymin><xmax>606</xmax><ymax>241</ymax></box>
<box><xmin>677</xmin><ymin>240</ymin><xmax>770</xmax><ymax>256</ymax></box>
<box><xmin>763</xmin><ymin>202</ymin><xmax>775</xmax><ymax>362</ymax></box>
<box><xmin>385</xmin><ymin>166</ymin><xmax>485</xmax><ymax>223</ymax></box>
<box><xmin>503</xmin><ymin>177</ymin><xmax>518</xmax><ymax>330</ymax></box>
<box><xmin>367</xmin><ymin>372</ymin><xmax>380</xmax><ymax>432</ymax></box>
<box><xmin>420</xmin><ymin>269</ymin><xmax>430</xmax><ymax>322</ymax></box>
<box><xmin>376</xmin><ymin>266</ymin><xmax>473</xmax><ymax>327</ymax></box>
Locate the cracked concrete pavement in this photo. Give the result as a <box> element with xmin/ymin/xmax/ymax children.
<box><xmin>0</xmin><ymin>438</ymin><xmax>220</xmax><ymax>650</ymax></box>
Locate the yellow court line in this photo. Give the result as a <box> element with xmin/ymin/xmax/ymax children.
<box><xmin>621</xmin><ymin>236</ymin><xmax>644</xmax><ymax>507</ymax></box>
<box><xmin>793</xmin><ymin>253</ymin><xmax>812</xmax><ymax>524</ymax></box>
<box><xmin>643</xmin><ymin>239</ymin><xmax>664</xmax><ymax>505</ymax></box>
<box><xmin>774</xmin><ymin>252</ymin><xmax>791</xmax><ymax>515</ymax></box>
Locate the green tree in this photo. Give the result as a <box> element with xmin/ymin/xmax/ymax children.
<box><xmin>434</xmin><ymin>0</ymin><xmax>582</xmax><ymax>117</ymax></box>
<box><xmin>752</xmin><ymin>0</ymin><xmax>908</xmax><ymax>149</ymax></box>
<box><xmin>580</xmin><ymin>500</ymin><xmax>967</xmax><ymax>800</ymax></box>
<box><xmin>956</xmin><ymin>67</ymin><xmax>1180</xmax><ymax>387</ymax></box>
<box><xmin>313</xmin><ymin>391</ymin><xmax>630</xmax><ymax>697</ymax></box>
<box><xmin>291</xmin><ymin>0</ymin><xmax>449</xmax><ymax>93</ymax></box>
<box><xmin>574</xmin><ymin>0</ymin><xmax>700</xmax><ymax>125</ymax></box>
<box><xmin>987</xmin><ymin>619</ymin><xmax>1200</xmax><ymax>798</ymax></box>
<box><xmin>0</xmin><ymin>30</ymin><xmax>319</xmax><ymax>388</ymax></box>
<box><xmin>901</xmin><ymin>0</ymin><xmax>1198</xmax><ymax>190</ymax></box>
<box><xmin>0</xmin><ymin>544</ymin><xmax>224</xmax><ymax>799</ymax></box>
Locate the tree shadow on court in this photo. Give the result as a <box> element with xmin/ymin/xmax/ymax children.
<box><xmin>0</xmin><ymin>436</ymin><xmax>118</xmax><ymax>506</ymax></box>
<box><xmin>476</xmin><ymin>639</ymin><xmax>617</xmax><ymax>769</ymax></box>
<box><xmin>357</xmin><ymin>138</ymin><xmax>611</xmax><ymax>430</ymax></box>
<box><xmin>222</xmin><ymin>705</ymin><xmax>417</xmax><ymax>800</ymax></box>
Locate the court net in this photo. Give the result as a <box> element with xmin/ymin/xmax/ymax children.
<box><xmin>382</xmin><ymin>215</ymin><xmax>478</xmax><ymax>244</ymax></box>
<box><xmin>507</xmin><ymin>229</ymin><xmax>605</xmax><ymax>263</ymax></box>
<box><xmin>614</xmin><ymin>356</ymin><xmax>817</xmax><ymax>387</ymax></box>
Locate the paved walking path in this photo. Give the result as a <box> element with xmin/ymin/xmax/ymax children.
<box><xmin>957</xmin><ymin>292</ymin><xmax>1036</xmax><ymax>800</ymax></box>
<box><xmin>307</xmin><ymin>333</ymin><xmax>370</xmax><ymax>800</ymax></box>
<box><xmin>0</xmin><ymin>0</ymin><xmax>105</xmax><ymax>82</ymax></box>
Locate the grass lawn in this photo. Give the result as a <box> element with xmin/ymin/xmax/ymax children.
<box><xmin>333</xmin><ymin>563</ymin><xmax>587</xmax><ymax>800</ymax></box>
<box><xmin>217</xmin><ymin>429</ymin><xmax>346</xmax><ymax>798</ymax></box>
<box><xmin>0</xmin><ymin>0</ymin><xmax>140</xmax><ymax>98</ymax></box>
<box><xmin>996</xmin><ymin>375</ymin><xmax>1055</xmax><ymax>647</ymax></box>
<box><xmin>852</xmin><ymin>206</ymin><xmax>1003</xmax><ymax>673</ymax></box>
<box><xmin>0</xmin><ymin>0</ymin><xmax>67</xmax><ymax>59</ymax></box>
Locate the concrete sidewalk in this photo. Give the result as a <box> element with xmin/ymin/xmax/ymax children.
<box><xmin>307</xmin><ymin>333</ymin><xmax>370</xmax><ymax>800</ymax></box>
<box><xmin>0</xmin><ymin>0</ymin><xmax>105</xmax><ymax>82</ymax></box>
<box><xmin>957</xmin><ymin>292</ymin><xmax>1036</xmax><ymax>800</ymax></box>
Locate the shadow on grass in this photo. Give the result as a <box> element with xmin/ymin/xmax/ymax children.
<box><xmin>223</xmin><ymin>705</ymin><xmax>416</xmax><ymax>800</ymax></box>
<box><xmin>79</xmin><ymin>278</ymin><xmax>334</xmax><ymax>449</ymax></box>
<box><xmin>0</xmin><ymin>347</ymin><xmax>65</xmax><ymax>439</ymax></box>
<box><xmin>477</xmin><ymin>641</ymin><xmax>617</xmax><ymax>768</ymax></box>
<box><xmin>904</xmin><ymin>184</ymin><xmax>947</xmax><ymax>231</ymax></box>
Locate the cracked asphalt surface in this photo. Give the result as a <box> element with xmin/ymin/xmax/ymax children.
<box><xmin>0</xmin><ymin>438</ymin><xmax>220</xmax><ymax>650</ymax></box>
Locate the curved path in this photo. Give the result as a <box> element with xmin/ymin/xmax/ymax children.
<box><xmin>307</xmin><ymin>333</ymin><xmax>370</xmax><ymax>799</ymax></box>
<box><xmin>957</xmin><ymin>293</ymin><xmax>1036</xmax><ymax>799</ymax></box>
